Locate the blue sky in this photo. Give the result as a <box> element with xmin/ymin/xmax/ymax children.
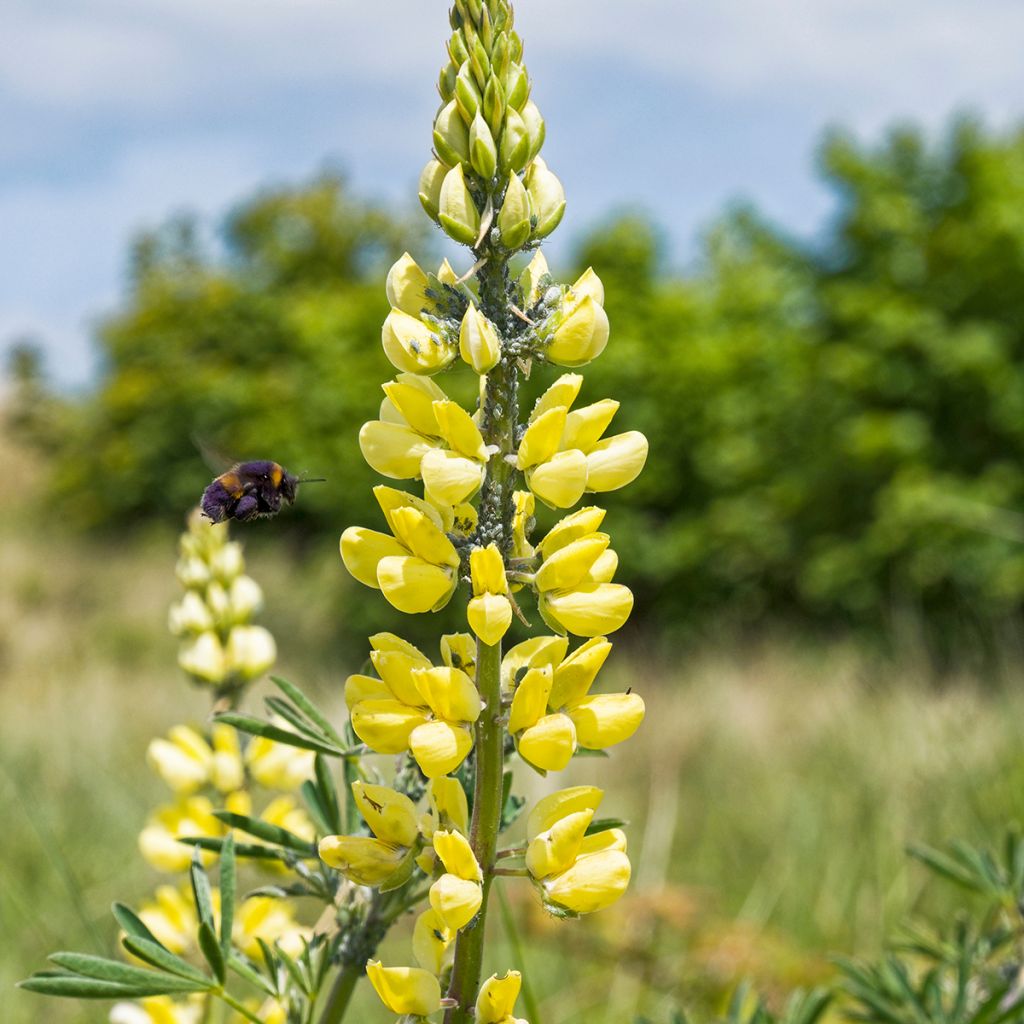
<box><xmin>3</xmin><ymin>0</ymin><xmax>1023</xmax><ymax>388</ymax></box>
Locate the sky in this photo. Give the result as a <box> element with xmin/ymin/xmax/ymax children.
<box><xmin>3</xmin><ymin>0</ymin><xmax>1024</xmax><ymax>388</ymax></box>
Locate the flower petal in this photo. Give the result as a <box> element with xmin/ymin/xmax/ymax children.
<box><xmin>527</xmin><ymin>449</ymin><xmax>589</xmax><ymax>509</ymax></box>
<box><xmin>359</xmin><ymin>420</ymin><xmax>435</xmax><ymax>479</ymax></box>
<box><xmin>517</xmin><ymin>407</ymin><xmax>566</xmax><ymax>469</ymax></box>
<box><xmin>508</xmin><ymin>666</ymin><xmax>553</xmax><ymax>734</ymax></box>
<box><xmin>421</xmin><ymin>448</ymin><xmax>485</xmax><ymax>505</ymax></box>
<box><xmin>585</xmin><ymin>430</ymin><xmax>649</xmax><ymax>492</ymax></box>
<box><xmin>544</xmin><ymin>849</ymin><xmax>631</xmax><ymax>914</ymax></box>
<box><xmin>518</xmin><ymin>713</ymin><xmax>577</xmax><ymax>773</ymax></box>
<box><xmin>540</xmin><ymin>583</ymin><xmax>634</xmax><ymax>637</ymax></box>
<box><xmin>429</xmin><ymin>873</ymin><xmax>483</xmax><ymax>931</ymax></box>
<box><xmin>409</xmin><ymin>720</ymin><xmax>474</xmax><ymax>778</ymax></box>
<box><xmin>377</xmin><ymin>555</ymin><xmax>456</xmax><ymax>614</ymax></box>
<box><xmin>535</xmin><ymin>535</ymin><xmax>610</xmax><ymax>593</ymax></box>
<box><xmin>537</xmin><ymin>507</ymin><xmax>607</xmax><ymax>557</ymax></box>
<box><xmin>366</xmin><ymin>961</ymin><xmax>441</xmax><ymax>1017</ymax></box>
<box><xmin>549</xmin><ymin>637</ymin><xmax>613</xmax><ymax>709</ymax></box>
<box><xmin>468</xmin><ymin>593</ymin><xmax>513</xmax><ymax>647</ymax></box>
<box><xmin>526</xmin><ymin>808</ymin><xmax>593</xmax><ymax>879</ymax></box>
<box><xmin>317</xmin><ymin>836</ymin><xmax>405</xmax><ymax>886</ymax></box>
<box><xmin>352</xmin><ymin>782</ymin><xmax>420</xmax><ymax>847</ymax></box>
<box><xmin>563</xmin><ymin>399</ymin><xmax>619</xmax><ymax>452</ymax></box>
<box><xmin>569</xmin><ymin>693</ymin><xmax>646</xmax><ymax>750</ymax></box>
<box><xmin>433</xmin><ymin>829</ymin><xmax>482</xmax><ymax>882</ymax></box>
<box><xmin>340</xmin><ymin>527</ymin><xmax>406</xmax><ymax>589</ymax></box>
<box><xmin>527</xmin><ymin>786</ymin><xmax>604</xmax><ymax>840</ymax></box>
<box><xmin>351</xmin><ymin>699</ymin><xmax>428</xmax><ymax>754</ymax></box>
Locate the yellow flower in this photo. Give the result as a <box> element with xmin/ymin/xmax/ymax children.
<box><xmin>429</xmin><ymin>829</ymin><xmax>483</xmax><ymax>931</ymax></box>
<box><xmin>136</xmin><ymin>885</ymin><xmax>197</xmax><ymax>955</ymax></box>
<box><xmin>146</xmin><ymin>723</ymin><xmax>245</xmax><ymax>795</ymax></box>
<box><xmin>532</xmin><ymin>509</ymin><xmax>634</xmax><ymax>637</ymax></box>
<box><xmin>519</xmin><ymin>251</ymin><xmax>552</xmax><ymax>309</ymax></box>
<box><xmin>318</xmin><ymin>782</ymin><xmax>420</xmax><ymax>887</ymax></box>
<box><xmin>367</xmin><ymin>961</ymin><xmax>441</xmax><ymax>1017</ymax></box>
<box><xmin>138</xmin><ymin>795</ymin><xmax>224</xmax><ymax>873</ymax></box>
<box><xmin>524</xmin><ymin>157</ymin><xmax>565</xmax><ymax>240</ymax></box>
<box><xmin>245</xmin><ymin>724</ymin><xmax>316</xmax><ymax>791</ymax></box>
<box><xmin>345</xmin><ymin>634</ymin><xmax>482</xmax><ymax>778</ymax></box>
<box><xmin>516</xmin><ymin>374</ymin><xmax>648</xmax><ymax>508</ymax></box>
<box><xmin>412</xmin><ymin>908</ymin><xmax>454</xmax><ymax>975</ymax></box>
<box><xmin>177</xmin><ymin>631</ymin><xmax>227</xmax><ymax>685</ymax></box>
<box><xmin>511</xmin><ymin>491</ymin><xmax>536</xmax><ymax>562</ymax></box>
<box><xmin>525</xmin><ymin>787</ymin><xmax>630</xmax><ymax>915</ymax></box>
<box><xmin>507</xmin><ymin>637</ymin><xmax>644</xmax><ymax>772</ymax></box>
<box><xmin>459</xmin><ymin>303</ymin><xmax>501</xmax><ymax>374</ymax></box>
<box><xmin>543</xmin><ymin>271</ymin><xmax>610</xmax><ymax>367</ymax></box>
<box><xmin>233</xmin><ymin>895</ymin><xmax>310</xmax><ymax>960</ymax></box>
<box><xmin>385</xmin><ymin>252</ymin><xmax>433</xmax><ymax>318</ymax></box>
<box><xmin>467</xmin><ymin>544</ymin><xmax>513</xmax><ymax>646</ymax></box>
<box><xmin>340</xmin><ymin>486</ymin><xmax>460</xmax><ymax>614</ymax></box>
<box><xmin>476</xmin><ymin>971</ymin><xmax>527</xmax><ymax>1024</ymax></box>
<box><xmin>359</xmin><ymin>377</ymin><xmax>490</xmax><ymax>505</ymax></box>
<box><xmin>109</xmin><ymin>995</ymin><xmax>202</xmax><ymax>1024</ymax></box>
<box><xmin>381</xmin><ymin>308</ymin><xmax>457</xmax><ymax>376</ymax></box>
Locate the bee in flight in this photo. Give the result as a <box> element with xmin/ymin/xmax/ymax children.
<box><xmin>201</xmin><ymin>460</ymin><xmax>325</xmax><ymax>523</ymax></box>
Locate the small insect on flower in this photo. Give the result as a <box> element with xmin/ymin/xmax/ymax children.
<box><xmin>201</xmin><ymin>461</ymin><xmax>325</xmax><ymax>523</ymax></box>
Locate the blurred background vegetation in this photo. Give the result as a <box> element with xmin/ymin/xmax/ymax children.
<box><xmin>7</xmin><ymin>115</ymin><xmax>1024</xmax><ymax>1022</ymax></box>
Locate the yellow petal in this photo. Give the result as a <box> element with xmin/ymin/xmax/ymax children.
<box><xmin>381</xmin><ymin>308</ymin><xmax>454</xmax><ymax>375</ymax></box>
<box><xmin>351</xmin><ymin>699</ymin><xmax>428</xmax><ymax>754</ymax></box>
<box><xmin>366</xmin><ymin>961</ymin><xmax>441</xmax><ymax>1017</ymax></box>
<box><xmin>470</xmin><ymin>543</ymin><xmax>508</xmax><ymax>595</ymax></box>
<box><xmin>476</xmin><ymin>971</ymin><xmax>523</xmax><ymax>1024</ymax></box>
<box><xmin>317</xmin><ymin>836</ymin><xmax>405</xmax><ymax>886</ymax></box>
<box><xmin>386</xmin><ymin>252</ymin><xmax>432</xmax><ymax>317</ymax></box>
<box><xmin>517</xmin><ymin>407</ymin><xmax>567</xmax><ymax>469</ymax></box>
<box><xmin>585</xmin><ymin>431</ymin><xmax>649</xmax><ymax>492</ymax></box>
<box><xmin>427</xmin><ymin>777</ymin><xmax>470</xmax><ymax>836</ymax></box>
<box><xmin>387</xmin><ymin>507</ymin><xmax>460</xmax><ymax>568</ymax></box>
<box><xmin>352</xmin><ymin>782</ymin><xmax>420</xmax><ymax>847</ymax></box>
<box><xmin>549</xmin><ymin>637</ymin><xmax>612</xmax><ymax>709</ymax></box>
<box><xmin>518</xmin><ymin>713</ymin><xmax>577</xmax><ymax>773</ymax></box>
<box><xmin>429</xmin><ymin>873</ymin><xmax>483</xmax><ymax>931</ymax></box>
<box><xmin>468</xmin><ymin>593</ymin><xmax>513</xmax><ymax>646</ymax></box>
<box><xmin>537</xmin><ymin>507</ymin><xmax>607</xmax><ymax>557</ymax></box>
<box><xmin>546</xmin><ymin>294</ymin><xmax>609</xmax><ymax>367</ymax></box>
<box><xmin>527</xmin><ymin>449</ymin><xmax>589</xmax><ymax>509</ymax></box>
<box><xmin>508</xmin><ymin>666</ymin><xmax>553</xmax><ymax>734</ymax></box>
<box><xmin>421</xmin><ymin>448</ymin><xmax>485</xmax><ymax>505</ymax></box>
<box><xmin>569</xmin><ymin>693</ymin><xmax>645</xmax><ymax>749</ymax></box>
<box><xmin>340</xmin><ymin>527</ymin><xmax>405</xmax><ymax>589</ymax></box>
<box><xmin>579</xmin><ymin>827</ymin><xmax>628</xmax><ymax>857</ymax></box>
<box><xmin>344</xmin><ymin>672</ymin><xmax>392</xmax><ymax>711</ymax></box>
<box><xmin>563</xmin><ymin>399</ymin><xmax>619</xmax><ymax>452</ymax></box>
<box><xmin>433</xmin><ymin>399</ymin><xmax>488</xmax><ymax>461</ymax></box>
<box><xmin>440</xmin><ymin>633</ymin><xmax>477</xmax><ymax>678</ymax></box>
<box><xmin>519</xmin><ymin>250</ymin><xmax>550</xmax><ymax>306</ymax></box>
<box><xmin>369</xmin><ymin>631</ymin><xmax>432</xmax><ymax>662</ymax></box>
<box><xmin>569</xmin><ymin>267</ymin><xmax>605</xmax><ymax>307</ymax></box>
<box><xmin>527</xmin><ymin>786</ymin><xmax>604</xmax><ymax>840</ymax></box>
<box><xmin>459</xmin><ymin>303</ymin><xmax>501</xmax><ymax>375</ymax></box>
<box><xmin>536</xmin><ymin>535</ymin><xmax>610</xmax><ymax>593</ymax></box>
<box><xmin>583</xmin><ymin>548</ymin><xmax>619</xmax><ymax>585</ymax></box>
<box><xmin>540</xmin><ymin>583</ymin><xmax>634</xmax><ymax>637</ymax></box>
<box><xmin>544</xmin><ymin>849</ymin><xmax>631</xmax><ymax>914</ymax></box>
<box><xmin>412</xmin><ymin>910</ymin><xmax>453</xmax><ymax>975</ymax></box>
<box><xmin>409</xmin><ymin>720</ymin><xmax>474</xmax><ymax>778</ymax></box>
<box><xmin>433</xmin><ymin>829</ymin><xmax>482</xmax><ymax>882</ymax></box>
<box><xmin>382</xmin><ymin>376</ymin><xmax>446</xmax><ymax>436</ymax></box>
<box><xmin>526</xmin><ymin>808</ymin><xmax>593</xmax><ymax>879</ymax></box>
<box><xmin>371</xmin><ymin>649</ymin><xmax>432</xmax><ymax>707</ymax></box>
<box><xmin>374</xmin><ymin>483</ymin><xmax>446</xmax><ymax>533</ymax></box>
<box><xmin>532</xmin><ymin>373</ymin><xmax>583</xmax><ymax>421</ymax></box>
<box><xmin>377</xmin><ymin>555</ymin><xmax>456</xmax><ymax>614</ymax></box>
<box><xmin>412</xmin><ymin>667</ymin><xmax>482</xmax><ymax>723</ymax></box>
<box><xmin>512</xmin><ymin>489</ymin><xmax>536</xmax><ymax>560</ymax></box>
<box><xmin>501</xmin><ymin>636</ymin><xmax>568</xmax><ymax>691</ymax></box>
<box><xmin>359</xmin><ymin>421</ymin><xmax>434</xmax><ymax>479</ymax></box>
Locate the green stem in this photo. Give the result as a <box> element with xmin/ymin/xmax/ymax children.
<box><xmin>219</xmin><ymin>991</ymin><xmax>265</xmax><ymax>1024</ymax></box>
<box><xmin>317</xmin><ymin>961</ymin><xmax>361</xmax><ymax>1024</ymax></box>
<box><xmin>444</xmin><ymin>637</ymin><xmax>506</xmax><ymax>1023</ymax></box>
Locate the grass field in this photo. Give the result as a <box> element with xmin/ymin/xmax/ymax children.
<box><xmin>4</xmin><ymin>431</ymin><xmax>1024</xmax><ymax>1023</ymax></box>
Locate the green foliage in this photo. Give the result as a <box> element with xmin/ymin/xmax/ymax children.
<box><xmin>19</xmin><ymin>120</ymin><xmax>1024</xmax><ymax>643</ymax></box>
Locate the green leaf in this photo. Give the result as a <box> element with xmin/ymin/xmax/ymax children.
<box><xmin>190</xmin><ymin>849</ymin><xmax>215</xmax><ymax>930</ymax></box>
<box><xmin>300</xmin><ymin>779</ymin><xmax>332</xmax><ymax>836</ymax></box>
<box><xmin>272</xmin><ymin>675</ymin><xmax>346</xmax><ymax>747</ymax></box>
<box><xmin>585</xmin><ymin>817</ymin><xmax>628</xmax><ymax>836</ymax></box>
<box><xmin>198</xmin><ymin>920</ymin><xmax>225</xmax><ymax>984</ymax></box>
<box><xmin>275</xmin><ymin>944</ymin><xmax>313</xmax><ymax>997</ymax></box>
<box><xmin>121</xmin><ymin>936</ymin><xmax>212</xmax><ymax>985</ymax></box>
<box><xmin>214</xmin><ymin>712</ymin><xmax>350</xmax><ymax>757</ymax></box>
<box><xmin>228</xmin><ymin>954</ymin><xmax>276</xmax><ymax>997</ymax></box>
<box><xmin>265</xmin><ymin>696</ymin><xmax>336</xmax><ymax>744</ymax></box>
<box><xmin>315</xmin><ymin>753</ymin><xmax>342</xmax><ymax>833</ymax></box>
<box><xmin>220</xmin><ymin>832</ymin><xmax>236</xmax><ymax>961</ymax></box>
<box><xmin>212</xmin><ymin>812</ymin><xmax>317</xmax><ymax>855</ymax></box>
<box><xmin>47</xmin><ymin>953</ymin><xmax>208</xmax><ymax>993</ymax></box>
<box><xmin>111</xmin><ymin>902</ymin><xmax>163</xmax><ymax>947</ymax></box>
<box><xmin>178</xmin><ymin>835</ymin><xmax>291</xmax><ymax>861</ymax></box>
<box><xmin>19</xmin><ymin>973</ymin><xmax>199</xmax><ymax>1000</ymax></box>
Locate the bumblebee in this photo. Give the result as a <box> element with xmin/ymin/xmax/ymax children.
<box><xmin>201</xmin><ymin>460</ymin><xmax>324</xmax><ymax>523</ymax></box>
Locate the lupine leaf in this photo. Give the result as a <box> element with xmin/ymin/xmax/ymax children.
<box><xmin>271</xmin><ymin>676</ymin><xmax>346</xmax><ymax>748</ymax></box>
<box><xmin>198</xmin><ymin>920</ymin><xmax>225</xmax><ymax>983</ymax></box>
<box><xmin>47</xmin><ymin>953</ymin><xmax>208</xmax><ymax>992</ymax></box>
<box><xmin>178</xmin><ymin>835</ymin><xmax>290</xmax><ymax>861</ymax></box>
<box><xmin>315</xmin><ymin>754</ymin><xmax>341</xmax><ymax>833</ymax></box>
<box><xmin>189</xmin><ymin>850</ymin><xmax>215</xmax><ymax>930</ymax></box>
<box><xmin>219</xmin><ymin>833</ymin><xmax>236</xmax><ymax>961</ymax></box>
<box><xmin>120</xmin><ymin>937</ymin><xmax>212</xmax><ymax>985</ymax></box>
<box><xmin>212</xmin><ymin>812</ymin><xmax>317</xmax><ymax>854</ymax></box>
<box><xmin>19</xmin><ymin>974</ymin><xmax>199</xmax><ymax>999</ymax></box>
<box><xmin>214</xmin><ymin>713</ymin><xmax>350</xmax><ymax>756</ymax></box>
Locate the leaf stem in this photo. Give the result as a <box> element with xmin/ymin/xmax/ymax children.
<box><xmin>316</xmin><ymin>961</ymin><xmax>361</xmax><ymax>1024</ymax></box>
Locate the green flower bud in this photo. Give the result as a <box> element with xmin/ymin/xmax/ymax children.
<box><xmin>469</xmin><ymin>38</ymin><xmax>490</xmax><ymax>88</ymax></box>
<box><xmin>521</xmin><ymin>99</ymin><xmax>545</xmax><ymax>161</ymax></box>
<box><xmin>483</xmin><ymin>74</ymin><xmax>506</xmax><ymax>139</ymax></box>
<box><xmin>469</xmin><ymin>111</ymin><xmax>498</xmax><ymax>180</ymax></box>
<box><xmin>519</xmin><ymin>250</ymin><xmax>551</xmax><ymax>307</ymax></box>
<box><xmin>449</xmin><ymin>32</ymin><xmax>470</xmax><ymax>66</ymax></box>
<box><xmin>455</xmin><ymin>61</ymin><xmax>481</xmax><ymax>123</ymax></box>
<box><xmin>434</xmin><ymin>100</ymin><xmax>470</xmax><ymax>168</ymax></box>
<box><xmin>419</xmin><ymin>159</ymin><xmax>449</xmax><ymax>221</ymax></box>
<box><xmin>491</xmin><ymin>34</ymin><xmax>511</xmax><ymax>81</ymax></box>
<box><xmin>478</xmin><ymin>5</ymin><xmax>494</xmax><ymax>51</ymax></box>
<box><xmin>509</xmin><ymin>30</ymin><xmax>523</xmax><ymax>62</ymax></box>
<box><xmin>438</xmin><ymin>164</ymin><xmax>481</xmax><ymax>245</ymax></box>
<box><xmin>499</xmin><ymin>107</ymin><xmax>530</xmax><ymax>174</ymax></box>
<box><xmin>439</xmin><ymin>62</ymin><xmax>458</xmax><ymax>102</ymax></box>
<box><xmin>505</xmin><ymin>64</ymin><xmax>529</xmax><ymax>111</ymax></box>
<box><xmin>498</xmin><ymin>172</ymin><xmax>531</xmax><ymax>250</ymax></box>
<box><xmin>525</xmin><ymin>157</ymin><xmax>565</xmax><ymax>239</ymax></box>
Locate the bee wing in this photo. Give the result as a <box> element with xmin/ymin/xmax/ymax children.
<box><xmin>191</xmin><ymin>433</ymin><xmax>240</xmax><ymax>476</ymax></box>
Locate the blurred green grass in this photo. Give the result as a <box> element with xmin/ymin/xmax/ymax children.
<box><xmin>4</xmin><ymin>430</ymin><xmax>1024</xmax><ymax>1024</ymax></box>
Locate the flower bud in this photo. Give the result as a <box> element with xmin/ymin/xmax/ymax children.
<box><xmin>525</xmin><ymin>157</ymin><xmax>565</xmax><ymax>239</ymax></box>
<box><xmin>498</xmin><ymin>107</ymin><xmax>530</xmax><ymax>175</ymax></box>
<box><xmin>521</xmin><ymin>99</ymin><xmax>546</xmax><ymax>161</ymax></box>
<box><xmin>439</xmin><ymin>61</ymin><xmax>458</xmax><ymax>102</ymax></box>
<box><xmin>459</xmin><ymin>303</ymin><xmax>501</xmax><ymax>374</ymax></box>
<box><xmin>226</xmin><ymin>624</ymin><xmax>276</xmax><ymax>680</ymax></box>
<box><xmin>386</xmin><ymin>252</ymin><xmax>432</xmax><ymax>317</ymax></box>
<box><xmin>498</xmin><ymin>172</ymin><xmax>531</xmax><ymax>250</ymax></box>
<box><xmin>168</xmin><ymin>591</ymin><xmax>213</xmax><ymax>635</ymax></box>
<box><xmin>419</xmin><ymin>159</ymin><xmax>448</xmax><ymax>221</ymax></box>
<box><xmin>382</xmin><ymin>308</ymin><xmax>455</xmax><ymax>375</ymax></box>
<box><xmin>175</xmin><ymin>556</ymin><xmax>209</xmax><ymax>589</ymax></box>
<box><xmin>228</xmin><ymin>575</ymin><xmax>264</xmax><ymax>620</ymax></box>
<box><xmin>433</xmin><ymin>100</ymin><xmax>471</xmax><ymax>168</ymax></box>
<box><xmin>455</xmin><ymin>61</ymin><xmax>481</xmax><ymax>123</ymax></box>
<box><xmin>469</xmin><ymin>110</ymin><xmax>498</xmax><ymax>180</ymax></box>
<box><xmin>482</xmin><ymin>74</ymin><xmax>506</xmax><ymax>139</ymax></box>
<box><xmin>519</xmin><ymin>250</ymin><xmax>550</xmax><ymax>307</ymax></box>
<box><xmin>546</xmin><ymin>294</ymin><xmax>609</xmax><ymax>367</ymax></box>
<box><xmin>505</xmin><ymin>63</ymin><xmax>530</xmax><ymax>111</ymax></box>
<box><xmin>438</xmin><ymin>164</ymin><xmax>481</xmax><ymax>245</ymax></box>
<box><xmin>178</xmin><ymin>631</ymin><xmax>226</xmax><ymax>684</ymax></box>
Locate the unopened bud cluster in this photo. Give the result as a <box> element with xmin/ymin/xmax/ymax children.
<box><xmin>171</xmin><ymin>508</ymin><xmax>277</xmax><ymax>689</ymax></box>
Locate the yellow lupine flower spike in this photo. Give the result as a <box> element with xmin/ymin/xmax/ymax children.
<box><xmin>468</xmin><ymin>544</ymin><xmax>513</xmax><ymax>646</ymax></box>
<box><xmin>366</xmin><ymin>961</ymin><xmax>442</xmax><ymax>1017</ymax></box>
